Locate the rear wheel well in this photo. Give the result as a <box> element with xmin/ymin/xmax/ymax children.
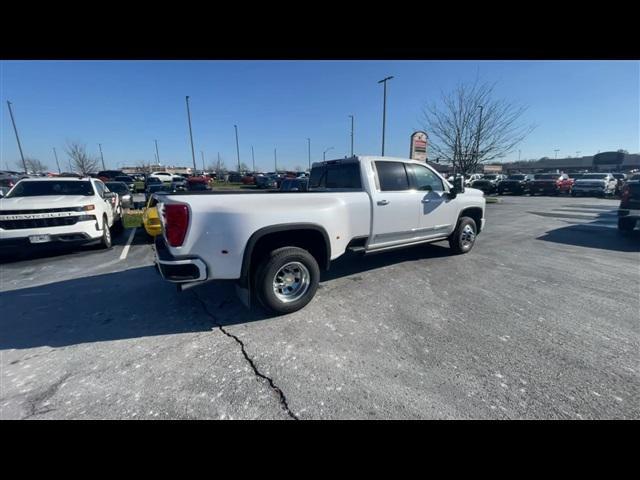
<box><xmin>245</xmin><ymin>227</ymin><xmax>330</xmax><ymax>286</ymax></box>
<box><xmin>459</xmin><ymin>207</ymin><xmax>483</xmax><ymax>233</ymax></box>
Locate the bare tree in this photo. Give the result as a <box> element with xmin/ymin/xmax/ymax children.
<box><xmin>293</xmin><ymin>165</ymin><xmax>303</xmax><ymax>172</ymax></box>
<box><xmin>16</xmin><ymin>157</ymin><xmax>48</xmax><ymax>173</ymax></box>
<box><xmin>239</xmin><ymin>162</ymin><xmax>250</xmax><ymax>173</ymax></box>
<box><xmin>65</xmin><ymin>141</ymin><xmax>99</xmax><ymax>175</ymax></box>
<box><xmin>136</xmin><ymin>159</ymin><xmax>153</xmax><ymax>175</ymax></box>
<box><xmin>422</xmin><ymin>81</ymin><xmax>536</xmax><ymax>175</ymax></box>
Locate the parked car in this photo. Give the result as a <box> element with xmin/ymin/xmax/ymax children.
<box><xmin>0</xmin><ymin>177</ymin><xmax>121</xmax><ymax>250</ymax></box>
<box><xmin>618</xmin><ymin>178</ymin><xmax>640</xmax><ymax>232</ymax></box>
<box><xmin>114</xmin><ymin>175</ymin><xmax>136</xmax><ymax>192</ymax></box>
<box><xmin>612</xmin><ymin>173</ymin><xmax>627</xmax><ymax>196</ymax></box>
<box><xmin>142</xmin><ymin>194</ymin><xmax>164</xmax><ymax>238</ymax></box>
<box><xmin>145</xmin><ymin>183</ymin><xmax>172</xmax><ymax>201</ymax></box>
<box><xmin>280</xmin><ymin>178</ymin><xmax>309</xmax><ymax>191</ymax></box>
<box><xmin>470</xmin><ymin>178</ymin><xmax>498</xmax><ymax>195</ymax></box>
<box><xmin>97</xmin><ymin>170</ymin><xmax>125</xmax><ymax>182</ymax></box>
<box><xmin>529</xmin><ymin>173</ymin><xmax>572</xmax><ymax>195</ymax></box>
<box><xmin>105</xmin><ymin>181</ymin><xmax>134</xmax><ymax>209</ymax></box>
<box><xmin>171</xmin><ymin>177</ymin><xmax>189</xmax><ymax>192</ymax></box>
<box><xmin>241</xmin><ymin>174</ymin><xmax>256</xmax><ymax>185</ymax></box>
<box><xmin>145</xmin><ymin>176</ymin><xmax>163</xmax><ymax>189</ymax></box>
<box><xmin>186</xmin><ymin>176</ymin><xmax>211</xmax><ymax>191</ymax></box>
<box><xmin>464</xmin><ymin>174</ymin><xmax>484</xmax><ymax>187</ymax></box>
<box><xmin>153</xmin><ymin>155</ymin><xmax>486</xmax><ymax>314</ymax></box>
<box><xmin>149</xmin><ymin>172</ymin><xmax>174</xmax><ymax>185</ymax></box>
<box><xmin>497</xmin><ymin>174</ymin><xmax>534</xmax><ymax>195</ymax></box>
<box><xmin>571</xmin><ymin>173</ymin><xmax>617</xmax><ymax>197</ymax></box>
<box><xmin>256</xmin><ymin>175</ymin><xmax>278</xmax><ymax>189</ymax></box>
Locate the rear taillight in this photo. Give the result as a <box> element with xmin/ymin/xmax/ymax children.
<box><xmin>163</xmin><ymin>203</ymin><xmax>189</xmax><ymax>247</ymax></box>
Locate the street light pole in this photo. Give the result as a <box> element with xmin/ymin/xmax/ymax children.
<box><xmin>274</xmin><ymin>148</ymin><xmax>277</xmax><ymax>172</ymax></box>
<box><xmin>6</xmin><ymin>101</ymin><xmax>27</xmax><ymax>174</ymax></box>
<box><xmin>155</xmin><ymin>139</ymin><xmax>160</xmax><ymax>166</ymax></box>
<box><xmin>554</xmin><ymin>149</ymin><xmax>560</xmax><ymax>159</ymax></box>
<box><xmin>201</xmin><ymin>151</ymin><xmax>205</xmax><ymax>172</ymax></box>
<box><xmin>251</xmin><ymin>145</ymin><xmax>255</xmax><ymax>172</ymax></box>
<box><xmin>98</xmin><ymin>143</ymin><xmax>105</xmax><ymax>170</ymax></box>
<box><xmin>323</xmin><ymin>147</ymin><xmax>334</xmax><ymax>161</ymax></box>
<box><xmin>378</xmin><ymin>76</ymin><xmax>394</xmax><ymax>156</ymax></box>
<box><xmin>53</xmin><ymin>147</ymin><xmax>61</xmax><ymax>174</ymax></box>
<box><xmin>349</xmin><ymin>115</ymin><xmax>354</xmax><ymax>156</ymax></box>
<box><xmin>185</xmin><ymin>96</ymin><xmax>197</xmax><ymax>173</ymax></box>
<box><xmin>234</xmin><ymin>125</ymin><xmax>241</xmax><ymax>172</ymax></box>
<box><xmin>307</xmin><ymin>138</ymin><xmax>311</xmax><ymax>171</ymax></box>
<box><xmin>518</xmin><ymin>149</ymin><xmax>521</xmax><ymax>162</ymax></box>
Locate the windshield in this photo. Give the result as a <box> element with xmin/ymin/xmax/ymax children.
<box><xmin>582</xmin><ymin>174</ymin><xmax>608</xmax><ymax>179</ymax></box>
<box><xmin>105</xmin><ymin>182</ymin><xmax>130</xmax><ymax>194</ymax></box>
<box><xmin>507</xmin><ymin>175</ymin><xmax>526</xmax><ymax>180</ymax></box>
<box><xmin>6</xmin><ymin>180</ymin><xmax>94</xmax><ymax>198</ymax></box>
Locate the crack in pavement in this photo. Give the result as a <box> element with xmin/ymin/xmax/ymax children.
<box><xmin>192</xmin><ymin>291</ymin><xmax>299</xmax><ymax>420</ymax></box>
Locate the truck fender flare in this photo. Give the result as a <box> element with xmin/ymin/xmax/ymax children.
<box><xmin>239</xmin><ymin>223</ymin><xmax>331</xmax><ymax>288</ymax></box>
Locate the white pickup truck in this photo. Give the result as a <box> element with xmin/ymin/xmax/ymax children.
<box><xmin>154</xmin><ymin>156</ymin><xmax>486</xmax><ymax>314</ymax></box>
<box><xmin>0</xmin><ymin>177</ymin><xmax>121</xmax><ymax>250</ymax></box>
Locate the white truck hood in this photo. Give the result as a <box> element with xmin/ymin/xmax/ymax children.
<box><xmin>0</xmin><ymin>195</ymin><xmax>94</xmax><ymax>210</ymax></box>
<box><xmin>463</xmin><ymin>187</ymin><xmax>484</xmax><ymax>197</ymax></box>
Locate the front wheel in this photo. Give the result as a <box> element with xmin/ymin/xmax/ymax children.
<box><xmin>449</xmin><ymin>217</ymin><xmax>477</xmax><ymax>255</ymax></box>
<box><xmin>100</xmin><ymin>215</ymin><xmax>112</xmax><ymax>249</ymax></box>
<box><xmin>254</xmin><ymin>247</ymin><xmax>320</xmax><ymax>314</ymax></box>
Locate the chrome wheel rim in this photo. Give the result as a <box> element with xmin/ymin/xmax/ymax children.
<box><xmin>273</xmin><ymin>262</ymin><xmax>310</xmax><ymax>303</ymax></box>
<box><xmin>461</xmin><ymin>224</ymin><xmax>475</xmax><ymax>248</ymax></box>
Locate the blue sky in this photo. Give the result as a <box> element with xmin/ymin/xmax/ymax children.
<box><xmin>1</xmin><ymin>60</ymin><xmax>638</xmax><ymax>172</ymax></box>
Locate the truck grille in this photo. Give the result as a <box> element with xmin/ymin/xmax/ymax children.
<box><xmin>0</xmin><ymin>215</ymin><xmax>94</xmax><ymax>230</ymax></box>
<box><xmin>0</xmin><ymin>207</ymin><xmax>83</xmax><ymax>215</ymax></box>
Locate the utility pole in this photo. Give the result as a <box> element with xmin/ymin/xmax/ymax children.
<box><xmin>6</xmin><ymin>101</ymin><xmax>27</xmax><ymax>174</ymax></box>
<box><xmin>307</xmin><ymin>138</ymin><xmax>311</xmax><ymax>171</ymax></box>
<box><xmin>554</xmin><ymin>149</ymin><xmax>560</xmax><ymax>159</ymax></box>
<box><xmin>349</xmin><ymin>115</ymin><xmax>354</xmax><ymax>156</ymax></box>
<box><xmin>185</xmin><ymin>96</ymin><xmax>197</xmax><ymax>172</ymax></box>
<box><xmin>98</xmin><ymin>143</ymin><xmax>105</xmax><ymax>170</ymax></box>
<box><xmin>251</xmin><ymin>145</ymin><xmax>255</xmax><ymax>172</ymax></box>
<box><xmin>475</xmin><ymin>105</ymin><xmax>483</xmax><ymax>165</ymax></box>
<box><xmin>323</xmin><ymin>147</ymin><xmax>334</xmax><ymax>161</ymax></box>
<box><xmin>234</xmin><ymin>125</ymin><xmax>241</xmax><ymax>172</ymax></box>
<box><xmin>518</xmin><ymin>149</ymin><xmax>521</xmax><ymax>162</ymax></box>
<box><xmin>378</xmin><ymin>76</ymin><xmax>394</xmax><ymax>156</ymax></box>
<box><xmin>155</xmin><ymin>140</ymin><xmax>160</xmax><ymax>166</ymax></box>
<box><xmin>53</xmin><ymin>147</ymin><xmax>61</xmax><ymax>174</ymax></box>
<box><xmin>274</xmin><ymin>148</ymin><xmax>277</xmax><ymax>172</ymax></box>
<box><xmin>201</xmin><ymin>151</ymin><xmax>205</xmax><ymax>172</ymax></box>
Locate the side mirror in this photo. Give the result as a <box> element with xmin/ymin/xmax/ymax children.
<box><xmin>450</xmin><ymin>176</ymin><xmax>465</xmax><ymax>198</ymax></box>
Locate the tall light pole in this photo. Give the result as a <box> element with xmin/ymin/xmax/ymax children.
<box><xmin>251</xmin><ymin>145</ymin><xmax>255</xmax><ymax>172</ymax></box>
<box><xmin>554</xmin><ymin>149</ymin><xmax>560</xmax><ymax>159</ymax></box>
<box><xmin>52</xmin><ymin>147</ymin><xmax>61</xmax><ymax>174</ymax></box>
<box><xmin>274</xmin><ymin>148</ymin><xmax>277</xmax><ymax>172</ymax></box>
<box><xmin>98</xmin><ymin>143</ymin><xmax>105</xmax><ymax>170</ymax></box>
<box><xmin>475</xmin><ymin>105</ymin><xmax>484</xmax><ymax>165</ymax></box>
<box><xmin>518</xmin><ymin>149</ymin><xmax>521</xmax><ymax>162</ymax></box>
<box><xmin>200</xmin><ymin>151</ymin><xmax>205</xmax><ymax>172</ymax></box>
<box><xmin>155</xmin><ymin>139</ymin><xmax>160</xmax><ymax>166</ymax></box>
<box><xmin>323</xmin><ymin>146</ymin><xmax>334</xmax><ymax>161</ymax></box>
<box><xmin>185</xmin><ymin>96</ymin><xmax>197</xmax><ymax>172</ymax></box>
<box><xmin>349</xmin><ymin>115</ymin><xmax>354</xmax><ymax>156</ymax></box>
<box><xmin>234</xmin><ymin>125</ymin><xmax>241</xmax><ymax>172</ymax></box>
<box><xmin>307</xmin><ymin>138</ymin><xmax>311</xmax><ymax>171</ymax></box>
<box><xmin>378</xmin><ymin>76</ymin><xmax>394</xmax><ymax>156</ymax></box>
<box><xmin>6</xmin><ymin>101</ymin><xmax>27</xmax><ymax>174</ymax></box>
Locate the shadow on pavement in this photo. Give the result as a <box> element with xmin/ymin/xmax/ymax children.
<box><xmin>537</xmin><ymin>224</ymin><xmax>640</xmax><ymax>252</ymax></box>
<box><xmin>0</xmin><ymin>241</ymin><xmax>457</xmax><ymax>349</ymax></box>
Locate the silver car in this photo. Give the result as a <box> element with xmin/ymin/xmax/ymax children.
<box><xmin>105</xmin><ymin>181</ymin><xmax>133</xmax><ymax>209</ymax></box>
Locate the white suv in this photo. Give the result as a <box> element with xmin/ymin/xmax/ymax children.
<box><xmin>0</xmin><ymin>177</ymin><xmax>121</xmax><ymax>249</ymax></box>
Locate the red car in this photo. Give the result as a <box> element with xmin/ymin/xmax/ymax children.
<box><xmin>529</xmin><ymin>173</ymin><xmax>573</xmax><ymax>195</ymax></box>
<box><xmin>241</xmin><ymin>174</ymin><xmax>256</xmax><ymax>185</ymax></box>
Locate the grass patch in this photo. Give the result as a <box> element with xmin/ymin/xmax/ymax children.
<box><xmin>122</xmin><ymin>210</ymin><xmax>144</xmax><ymax>228</ymax></box>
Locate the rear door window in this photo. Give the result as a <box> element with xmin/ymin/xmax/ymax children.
<box><xmin>309</xmin><ymin>162</ymin><xmax>362</xmax><ymax>189</ymax></box>
<box><xmin>375</xmin><ymin>161</ymin><xmax>410</xmax><ymax>191</ymax></box>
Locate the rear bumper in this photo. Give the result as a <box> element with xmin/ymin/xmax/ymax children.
<box><xmin>154</xmin><ymin>235</ymin><xmax>208</xmax><ymax>283</ymax></box>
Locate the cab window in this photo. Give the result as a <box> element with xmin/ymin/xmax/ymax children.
<box><xmin>409</xmin><ymin>164</ymin><xmax>444</xmax><ymax>191</ymax></box>
<box><xmin>375</xmin><ymin>161</ymin><xmax>410</xmax><ymax>191</ymax></box>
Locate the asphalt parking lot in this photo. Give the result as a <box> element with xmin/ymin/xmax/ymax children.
<box><xmin>1</xmin><ymin>195</ymin><xmax>638</xmax><ymax>419</ymax></box>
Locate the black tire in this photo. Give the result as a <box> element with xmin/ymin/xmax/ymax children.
<box><xmin>618</xmin><ymin>217</ymin><xmax>636</xmax><ymax>233</ymax></box>
<box><xmin>112</xmin><ymin>217</ymin><xmax>125</xmax><ymax>236</ymax></box>
<box><xmin>254</xmin><ymin>246</ymin><xmax>320</xmax><ymax>314</ymax></box>
<box><xmin>448</xmin><ymin>217</ymin><xmax>477</xmax><ymax>255</ymax></box>
<box><xmin>100</xmin><ymin>215</ymin><xmax>112</xmax><ymax>249</ymax></box>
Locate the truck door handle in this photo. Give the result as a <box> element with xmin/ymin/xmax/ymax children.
<box><xmin>377</xmin><ymin>200</ymin><xmax>390</xmax><ymax>206</ymax></box>
<box><xmin>421</xmin><ymin>199</ymin><xmax>430</xmax><ymax>203</ymax></box>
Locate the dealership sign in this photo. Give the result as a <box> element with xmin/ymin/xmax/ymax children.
<box><xmin>410</xmin><ymin>131</ymin><xmax>428</xmax><ymax>161</ymax></box>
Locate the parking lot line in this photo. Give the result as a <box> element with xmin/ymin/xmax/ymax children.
<box><xmin>119</xmin><ymin>228</ymin><xmax>137</xmax><ymax>260</ymax></box>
